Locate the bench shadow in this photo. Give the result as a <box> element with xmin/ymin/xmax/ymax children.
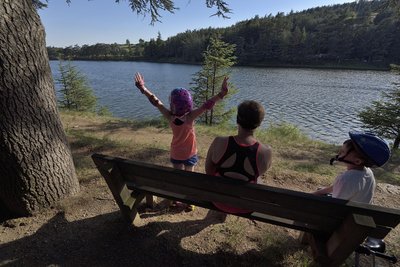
<box><xmin>0</xmin><ymin>211</ymin><xmax>305</xmax><ymax>267</ymax></box>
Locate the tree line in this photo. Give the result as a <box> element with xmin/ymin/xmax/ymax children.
<box><xmin>48</xmin><ymin>0</ymin><xmax>400</xmax><ymax>69</ymax></box>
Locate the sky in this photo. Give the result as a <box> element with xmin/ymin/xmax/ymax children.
<box><xmin>39</xmin><ymin>0</ymin><xmax>356</xmax><ymax>47</ymax></box>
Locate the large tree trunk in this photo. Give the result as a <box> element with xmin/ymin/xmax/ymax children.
<box><xmin>0</xmin><ymin>0</ymin><xmax>79</xmax><ymax>216</ymax></box>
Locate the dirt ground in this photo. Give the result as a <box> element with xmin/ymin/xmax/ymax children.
<box><xmin>1</xmin><ymin>117</ymin><xmax>399</xmax><ymax>267</ymax></box>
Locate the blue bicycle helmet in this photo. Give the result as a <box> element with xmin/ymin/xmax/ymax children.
<box><xmin>349</xmin><ymin>132</ymin><xmax>391</xmax><ymax>167</ymax></box>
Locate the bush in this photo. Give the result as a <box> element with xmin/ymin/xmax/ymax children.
<box><xmin>57</xmin><ymin>60</ymin><xmax>97</xmax><ymax>112</ymax></box>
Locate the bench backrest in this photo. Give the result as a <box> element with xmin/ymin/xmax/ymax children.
<box><xmin>92</xmin><ymin>153</ymin><xmax>400</xmax><ymax>239</ymax></box>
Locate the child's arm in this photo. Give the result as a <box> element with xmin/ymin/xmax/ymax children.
<box><xmin>188</xmin><ymin>77</ymin><xmax>229</xmax><ymax>120</ymax></box>
<box><xmin>313</xmin><ymin>185</ymin><xmax>333</xmax><ymax>196</ymax></box>
<box><xmin>134</xmin><ymin>72</ymin><xmax>172</xmax><ymax>121</ymax></box>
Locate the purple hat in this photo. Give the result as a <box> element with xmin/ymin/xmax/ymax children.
<box><xmin>170</xmin><ymin>88</ymin><xmax>193</xmax><ymax>116</ymax></box>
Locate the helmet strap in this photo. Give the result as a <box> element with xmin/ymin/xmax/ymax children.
<box><xmin>329</xmin><ymin>146</ymin><xmax>362</xmax><ymax>166</ymax></box>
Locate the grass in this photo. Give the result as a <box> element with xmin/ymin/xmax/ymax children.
<box><xmin>59</xmin><ymin>111</ymin><xmax>400</xmax><ymax>266</ymax></box>
<box><xmin>62</xmin><ymin>111</ymin><xmax>400</xmax><ymax>187</ymax></box>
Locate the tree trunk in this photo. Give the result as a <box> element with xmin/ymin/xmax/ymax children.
<box><xmin>0</xmin><ymin>0</ymin><xmax>79</xmax><ymax>216</ymax></box>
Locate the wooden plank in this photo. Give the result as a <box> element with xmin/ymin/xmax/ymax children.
<box><xmin>249</xmin><ymin>212</ymin><xmax>325</xmax><ymax>234</ymax></box>
<box><xmin>110</xmin><ymin>155</ymin><xmax>400</xmax><ymax>228</ymax></box>
<box><xmin>120</xmin><ymin>164</ymin><xmax>342</xmax><ymax>219</ymax></box>
<box><xmin>127</xmin><ymin>178</ymin><xmax>339</xmax><ymax>233</ymax></box>
<box><xmin>126</xmin><ymin>184</ymin><xmax>328</xmax><ymax>234</ymax></box>
<box><xmin>92</xmin><ymin>153</ymin><xmax>400</xmax><ymax>234</ymax></box>
<box><xmin>131</xmin><ymin>177</ymin><xmax>395</xmax><ymax>240</ymax></box>
<box><xmin>127</xmin><ymin>176</ymin><xmax>395</xmax><ymax>238</ymax></box>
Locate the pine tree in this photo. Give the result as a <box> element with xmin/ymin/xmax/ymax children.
<box><xmin>358</xmin><ymin>64</ymin><xmax>400</xmax><ymax>149</ymax></box>
<box><xmin>57</xmin><ymin>60</ymin><xmax>97</xmax><ymax>112</ymax></box>
<box><xmin>191</xmin><ymin>36</ymin><xmax>237</xmax><ymax>125</ymax></box>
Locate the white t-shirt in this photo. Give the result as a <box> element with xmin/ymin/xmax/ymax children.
<box><xmin>332</xmin><ymin>167</ymin><xmax>376</xmax><ymax>204</ymax></box>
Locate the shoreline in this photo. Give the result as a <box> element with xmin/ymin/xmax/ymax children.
<box><xmin>49</xmin><ymin>58</ymin><xmax>391</xmax><ymax>72</ymax></box>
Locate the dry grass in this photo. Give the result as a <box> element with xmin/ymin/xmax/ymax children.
<box><xmin>54</xmin><ymin>111</ymin><xmax>400</xmax><ymax>266</ymax></box>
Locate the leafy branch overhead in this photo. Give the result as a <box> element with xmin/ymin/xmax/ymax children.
<box><xmin>33</xmin><ymin>0</ymin><xmax>231</xmax><ymax>24</ymax></box>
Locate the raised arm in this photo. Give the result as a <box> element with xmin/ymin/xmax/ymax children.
<box><xmin>134</xmin><ymin>72</ymin><xmax>172</xmax><ymax>120</ymax></box>
<box><xmin>188</xmin><ymin>77</ymin><xmax>229</xmax><ymax>120</ymax></box>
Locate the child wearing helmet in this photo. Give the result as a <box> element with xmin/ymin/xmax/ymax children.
<box><xmin>134</xmin><ymin>72</ymin><xmax>228</xmax><ymax>209</ymax></box>
<box><xmin>313</xmin><ymin>132</ymin><xmax>391</xmax><ymax>203</ymax></box>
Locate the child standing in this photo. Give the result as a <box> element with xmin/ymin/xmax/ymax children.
<box><xmin>134</xmin><ymin>72</ymin><xmax>228</xmax><ymax>209</ymax></box>
<box><xmin>313</xmin><ymin>132</ymin><xmax>391</xmax><ymax>203</ymax></box>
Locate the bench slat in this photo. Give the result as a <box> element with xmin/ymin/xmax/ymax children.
<box><xmin>127</xmin><ymin>178</ymin><xmax>339</xmax><ymax>233</ymax></box>
<box><xmin>129</xmin><ymin>184</ymin><xmax>329</xmax><ymax>234</ymax></box>
<box><xmin>115</xmin><ymin>158</ymin><xmax>400</xmax><ymax>228</ymax></box>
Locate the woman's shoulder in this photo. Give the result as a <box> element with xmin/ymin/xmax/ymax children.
<box><xmin>257</xmin><ymin>142</ymin><xmax>272</xmax><ymax>155</ymax></box>
<box><xmin>212</xmin><ymin>136</ymin><xmax>230</xmax><ymax>144</ymax></box>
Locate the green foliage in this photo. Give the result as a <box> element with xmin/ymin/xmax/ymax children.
<box><xmin>57</xmin><ymin>60</ymin><xmax>97</xmax><ymax>112</ymax></box>
<box><xmin>358</xmin><ymin>65</ymin><xmax>400</xmax><ymax>149</ymax></box>
<box><xmin>191</xmin><ymin>36</ymin><xmax>237</xmax><ymax>125</ymax></box>
<box><xmin>97</xmin><ymin>106</ymin><xmax>112</xmax><ymax>117</ymax></box>
<box><xmin>48</xmin><ymin>1</ymin><xmax>400</xmax><ymax>69</ymax></box>
<box><xmin>32</xmin><ymin>0</ymin><xmax>48</xmax><ymax>9</ymax></box>
<box><xmin>262</xmin><ymin>123</ymin><xmax>309</xmax><ymax>144</ymax></box>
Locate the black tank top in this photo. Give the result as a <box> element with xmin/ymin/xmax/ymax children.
<box><xmin>216</xmin><ymin>136</ymin><xmax>260</xmax><ymax>182</ymax></box>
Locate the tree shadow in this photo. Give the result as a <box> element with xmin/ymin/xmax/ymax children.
<box><xmin>94</xmin><ymin>118</ymin><xmax>169</xmax><ymax>133</ymax></box>
<box><xmin>0</xmin><ymin>211</ymin><xmax>305</xmax><ymax>267</ymax></box>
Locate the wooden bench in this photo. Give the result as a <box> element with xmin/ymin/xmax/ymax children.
<box><xmin>92</xmin><ymin>153</ymin><xmax>400</xmax><ymax>267</ymax></box>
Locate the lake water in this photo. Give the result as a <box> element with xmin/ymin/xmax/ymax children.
<box><xmin>49</xmin><ymin>60</ymin><xmax>397</xmax><ymax>144</ymax></box>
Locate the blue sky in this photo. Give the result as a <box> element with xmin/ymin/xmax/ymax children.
<box><xmin>39</xmin><ymin>0</ymin><xmax>356</xmax><ymax>47</ymax></box>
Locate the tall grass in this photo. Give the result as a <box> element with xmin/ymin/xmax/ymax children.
<box><xmin>62</xmin><ymin>112</ymin><xmax>400</xmax><ymax>186</ymax></box>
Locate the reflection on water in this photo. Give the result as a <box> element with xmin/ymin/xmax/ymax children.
<box><xmin>50</xmin><ymin>61</ymin><xmax>396</xmax><ymax>144</ymax></box>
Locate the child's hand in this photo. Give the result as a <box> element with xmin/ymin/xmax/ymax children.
<box><xmin>135</xmin><ymin>72</ymin><xmax>145</xmax><ymax>93</ymax></box>
<box><xmin>218</xmin><ymin>77</ymin><xmax>229</xmax><ymax>99</ymax></box>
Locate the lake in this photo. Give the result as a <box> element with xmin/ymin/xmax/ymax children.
<box><xmin>49</xmin><ymin>60</ymin><xmax>397</xmax><ymax>144</ymax></box>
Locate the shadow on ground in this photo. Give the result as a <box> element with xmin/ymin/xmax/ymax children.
<box><xmin>0</xmin><ymin>211</ymin><xmax>303</xmax><ymax>267</ymax></box>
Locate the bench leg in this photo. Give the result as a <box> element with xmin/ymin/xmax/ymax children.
<box><xmin>300</xmin><ymin>232</ymin><xmax>330</xmax><ymax>266</ymax></box>
<box><xmin>93</xmin><ymin>160</ymin><xmax>145</xmax><ymax>225</ymax></box>
<box><xmin>146</xmin><ymin>194</ymin><xmax>154</xmax><ymax>209</ymax></box>
<box><xmin>325</xmin><ymin>214</ymin><xmax>376</xmax><ymax>267</ymax></box>
<box><xmin>301</xmin><ymin>214</ymin><xmax>376</xmax><ymax>267</ymax></box>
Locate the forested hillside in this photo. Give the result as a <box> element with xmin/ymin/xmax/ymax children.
<box><xmin>47</xmin><ymin>0</ymin><xmax>400</xmax><ymax>69</ymax></box>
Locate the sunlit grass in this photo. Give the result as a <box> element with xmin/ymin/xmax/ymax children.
<box><xmin>62</xmin><ymin>111</ymin><xmax>400</xmax><ymax>187</ymax></box>
<box><xmin>59</xmin><ymin>111</ymin><xmax>400</xmax><ymax>267</ymax></box>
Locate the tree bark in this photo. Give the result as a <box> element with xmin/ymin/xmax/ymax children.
<box><xmin>0</xmin><ymin>0</ymin><xmax>79</xmax><ymax>216</ymax></box>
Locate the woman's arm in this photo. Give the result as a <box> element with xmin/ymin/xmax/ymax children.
<box><xmin>205</xmin><ymin>138</ymin><xmax>218</xmax><ymax>175</ymax></box>
<box><xmin>257</xmin><ymin>144</ymin><xmax>273</xmax><ymax>176</ymax></box>
<box><xmin>134</xmin><ymin>73</ymin><xmax>172</xmax><ymax>121</ymax></box>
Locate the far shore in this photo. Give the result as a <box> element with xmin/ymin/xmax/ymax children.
<box><xmin>49</xmin><ymin>57</ymin><xmax>391</xmax><ymax>71</ymax></box>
